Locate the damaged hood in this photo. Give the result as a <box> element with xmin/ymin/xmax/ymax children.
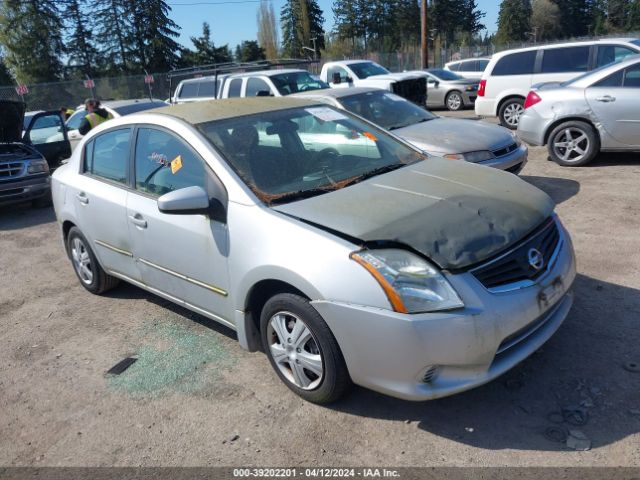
<box><xmin>273</xmin><ymin>158</ymin><xmax>554</xmax><ymax>270</ymax></box>
<box><xmin>396</xmin><ymin>117</ymin><xmax>516</xmax><ymax>155</ymax></box>
<box><xmin>0</xmin><ymin>100</ymin><xmax>26</xmax><ymax>143</ymax></box>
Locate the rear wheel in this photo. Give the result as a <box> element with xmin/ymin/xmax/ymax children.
<box><xmin>260</xmin><ymin>293</ymin><xmax>351</xmax><ymax>404</ymax></box>
<box><xmin>547</xmin><ymin>121</ymin><xmax>599</xmax><ymax>166</ymax></box>
<box><xmin>446</xmin><ymin>91</ymin><xmax>464</xmax><ymax>111</ymax></box>
<box><xmin>498</xmin><ymin>98</ymin><xmax>525</xmax><ymax>129</ymax></box>
<box><xmin>67</xmin><ymin>226</ymin><xmax>119</xmax><ymax>294</ymax></box>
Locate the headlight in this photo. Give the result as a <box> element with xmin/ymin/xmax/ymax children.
<box><xmin>351</xmin><ymin>249</ymin><xmax>464</xmax><ymax>313</ymax></box>
<box><xmin>511</xmin><ymin>132</ymin><xmax>522</xmax><ymax>147</ymax></box>
<box><xmin>444</xmin><ymin>151</ymin><xmax>494</xmax><ymax>162</ymax></box>
<box><xmin>27</xmin><ymin>159</ymin><xmax>49</xmax><ymax>174</ymax></box>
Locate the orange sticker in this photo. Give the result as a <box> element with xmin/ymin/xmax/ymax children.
<box><xmin>363</xmin><ymin>132</ymin><xmax>378</xmax><ymax>142</ymax></box>
<box><xmin>170</xmin><ymin>155</ymin><xmax>183</xmax><ymax>174</ymax></box>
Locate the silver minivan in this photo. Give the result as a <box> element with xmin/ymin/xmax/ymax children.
<box><xmin>52</xmin><ymin>98</ymin><xmax>576</xmax><ymax>404</ymax></box>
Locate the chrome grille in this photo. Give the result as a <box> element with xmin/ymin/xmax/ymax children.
<box><xmin>492</xmin><ymin>143</ymin><xmax>518</xmax><ymax>158</ymax></box>
<box><xmin>471</xmin><ymin>217</ymin><xmax>561</xmax><ymax>290</ymax></box>
<box><xmin>0</xmin><ymin>162</ymin><xmax>24</xmax><ymax>179</ymax></box>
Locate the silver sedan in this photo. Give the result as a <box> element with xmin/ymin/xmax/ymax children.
<box><xmin>52</xmin><ymin>97</ymin><xmax>575</xmax><ymax>403</ymax></box>
<box><xmin>518</xmin><ymin>55</ymin><xmax>640</xmax><ymax>166</ymax></box>
<box><xmin>424</xmin><ymin>69</ymin><xmax>479</xmax><ymax>111</ymax></box>
<box><xmin>295</xmin><ymin>87</ymin><xmax>527</xmax><ymax>173</ymax></box>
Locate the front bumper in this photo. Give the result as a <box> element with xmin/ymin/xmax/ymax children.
<box><xmin>312</xmin><ymin>220</ymin><xmax>576</xmax><ymax>401</ymax></box>
<box><xmin>0</xmin><ymin>174</ymin><xmax>51</xmax><ymax>207</ymax></box>
<box><xmin>477</xmin><ymin>143</ymin><xmax>528</xmax><ymax>174</ymax></box>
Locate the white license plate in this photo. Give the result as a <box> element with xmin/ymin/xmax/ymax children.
<box><xmin>538</xmin><ymin>277</ymin><xmax>564</xmax><ymax>309</ymax></box>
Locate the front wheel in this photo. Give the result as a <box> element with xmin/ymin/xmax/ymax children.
<box><xmin>446</xmin><ymin>91</ymin><xmax>464</xmax><ymax>111</ymax></box>
<box><xmin>260</xmin><ymin>293</ymin><xmax>351</xmax><ymax>404</ymax></box>
<box><xmin>547</xmin><ymin>121</ymin><xmax>599</xmax><ymax>166</ymax></box>
<box><xmin>498</xmin><ymin>98</ymin><xmax>525</xmax><ymax>129</ymax></box>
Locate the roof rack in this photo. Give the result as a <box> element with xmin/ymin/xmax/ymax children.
<box><xmin>166</xmin><ymin>58</ymin><xmax>319</xmax><ymax>102</ymax></box>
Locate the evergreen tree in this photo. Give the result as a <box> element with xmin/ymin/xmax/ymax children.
<box><xmin>183</xmin><ymin>22</ymin><xmax>232</xmax><ymax>65</ymax></box>
<box><xmin>235</xmin><ymin>41</ymin><xmax>266</xmax><ymax>62</ymax></box>
<box><xmin>281</xmin><ymin>0</ymin><xmax>325</xmax><ymax>57</ymax></box>
<box><xmin>62</xmin><ymin>0</ymin><xmax>99</xmax><ymax>77</ymax></box>
<box><xmin>392</xmin><ymin>0</ymin><xmax>421</xmax><ymax>47</ymax></box>
<box><xmin>0</xmin><ymin>55</ymin><xmax>13</xmax><ymax>85</ymax></box>
<box><xmin>95</xmin><ymin>0</ymin><xmax>132</xmax><ymax>73</ymax></box>
<box><xmin>628</xmin><ymin>0</ymin><xmax>640</xmax><ymax>30</ymax></box>
<box><xmin>555</xmin><ymin>0</ymin><xmax>594</xmax><ymax>37</ymax></box>
<box><xmin>430</xmin><ymin>0</ymin><xmax>484</xmax><ymax>44</ymax></box>
<box><xmin>333</xmin><ymin>0</ymin><xmax>364</xmax><ymax>50</ymax></box>
<box><xmin>531</xmin><ymin>0</ymin><xmax>562</xmax><ymax>40</ymax></box>
<box><xmin>607</xmin><ymin>0</ymin><xmax>628</xmax><ymax>30</ymax></box>
<box><xmin>0</xmin><ymin>0</ymin><xmax>64</xmax><ymax>83</ymax></box>
<box><xmin>495</xmin><ymin>0</ymin><xmax>532</xmax><ymax>44</ymax></box>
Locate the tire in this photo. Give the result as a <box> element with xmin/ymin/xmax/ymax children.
<box><xmin>445</xmin><ymin>91</ymin><xmax>464</xmax><ymax>111</ymax></box>
<box><xmin>547</xmin><ymin>120</ymin><xmax>599</xmax><ymax>167</ymax></box>
<box><xmin>498</xmin><ymin>97</ymin><xmax>525</xmax><ymax>129</ymax></box>
<box><xmin>260</xmin><ymin>293</ymin><xmax>351</xmax><ymax>404</ymax></box>
<box><xmin>67</xmin><ymin>226</ymin><xmax>119</xmax><ymax>294</ymax></box>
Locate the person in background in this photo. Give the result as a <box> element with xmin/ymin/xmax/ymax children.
<box><xmin>60</xmin><ymin>107</ymin><xmax>75</xmax><ymax>121</ymax></box>
<box><xmin>78</xmin><ymin>98</ymin><xmax>113</xmax><ymax>135</ymax></box>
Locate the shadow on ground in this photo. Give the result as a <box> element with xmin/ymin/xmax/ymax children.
<box><xmin>587</xmin><ymin>152</ymin><xmax>640</xmax><ymax>167</ymax></box>
<box><xmin>521</xmin><ymin>176</ymin><xmax>580</xmax><ymax>204</ymax></box>
<box><xmin>329</xmin><ymin>273</ymin><xmax>640</xmax><ymax>451</ymax></box>
<box><xmin>0</xmin><ymin>204</ymin><xmax>55</xmax><ymax>230</ymax></box>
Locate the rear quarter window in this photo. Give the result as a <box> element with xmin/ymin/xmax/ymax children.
<box><xmin>491</xmin><ymin>51</ymin><xmax>536</xmax><ymax>76</ymax></box>
<box><xmin>448</xmin><ymin>62</ymin><xmax>460</xmax><ymax>71</ymax></box>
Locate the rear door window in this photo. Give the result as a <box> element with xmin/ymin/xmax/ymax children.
<box><xmin>624</xmin><ymin>65</ymin><xmax>640</xmax><ymax>87</ymax></box>
<box><xmin>476</xmin><ymin>59</ymin><xmax>489</xmax><ymax>71</ymax></box>
<box><xmin>540</xmin><ymin>46</ymin><xmax>590</xmax><ymax>73</ymax></box>
<box><xmin>227</xmin><ymin>79</ymin><xmax>243</xmax><ymax>97</ymax></box>
<box><xmin>246</xmin><ymin>77</ymin><xmax>272</xmax><ymax>97</ymax></box>
<box><xmin>461</xmin><ymin>60</ymin><xmax>475</xmax><ymax>71</ymax></box>
<box><xmin>594</xmin><ymin>70</ymin><xmax>624</xmax><ymax>87</ymax></box>
<box><xmin>198</xmin><ymin>80</ymin><xmax>217</xmax><ymax>97</ymax></box>
<box><xmin>84</xmin><ymin>128</ymin><xmax>131</xmax><ymax>185</ymax></box>
<box><xmin>492</xmin><ymin>51</ymin><xmax>536</xmax><ymax>76</ymax></box>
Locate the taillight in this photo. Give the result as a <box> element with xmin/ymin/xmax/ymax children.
<box><xmin>478</xmin><ymin>79</ymin><xmax>486</xmax><ymax>97</ymax></box>
<box><xmin>524</xmin><ymin>91</ymin><xmax>542</xmax><ymax>109</ymax></box>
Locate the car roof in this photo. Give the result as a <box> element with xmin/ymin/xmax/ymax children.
<box><xmin>226</xmin><ymin>69</ymin><xmax>307</xmax><ymax>79</ymax></box>
<box><xmin>491</xmin><ymin>38</ymin><xmax>640</xmax><ymax>58</ymax></box>
<box><xmin>151</xmin><ymin>97</ymin><xmax>321</xmax><ymax>124</ymax></box>
<box><xmin>293</xmin><ymin>86</ymin><xmax>381</xmax><ymax>100</ymax></box>
<box><xmin>178</xmin><ymin>74</ymin><xmax>229</xmax><ymax>85</ymax></box>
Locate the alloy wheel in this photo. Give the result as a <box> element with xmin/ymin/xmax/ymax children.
<box><xmin>267</xmin><ymin>311</ymin><xmax>323</xmax><ymax>390</ymax></box>
<box><xmin>71</xmin><ymin>237</ymin><xmax>93</xmax><ymax>285</ymax></box>
<box><xmin>503</xmin><ymin>102</ymin><xmax>524</xmax><ymax>127</ymax></box>
<box><xmin>552</xmin><ymin>128</ymin><xmax>590</xmax><ymax>163</ymax></box>
<box><xmin>447</xmin><ymin>93</ymin><xmax>462</xmax><ymax>111</ymax></box>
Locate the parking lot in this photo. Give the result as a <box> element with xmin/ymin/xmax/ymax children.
<box><xmin>1</xmin><ymin>108</ymin><xmax>639</xmax><ymax>467</ymax></box>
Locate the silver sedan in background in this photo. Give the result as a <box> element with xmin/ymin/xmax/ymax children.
<box><xmin>424</xmin><ymin>69</ymin><xmax>480</xmax><ymax>111</ymax></box>
<box><xmin>518</xmin><ymin>55</ymin><xmax>640</xmax><ymax>166</ymax></box>
<box><xmin>295</xmin><ymin>87</ymin><xmax>527</xmax><ymax>173</ymax></box>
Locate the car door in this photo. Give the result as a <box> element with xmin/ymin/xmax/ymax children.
<box><xmin>126</xmin><ymin>126</ymin><xmax>233</xmax><ymax>323</ymax></box>
<box><xmin>73</xmin><ymin>127</ymin><xmax>141</xmax><ymax>281</ymax></box>
<box><xmin>585</xmin><ymin>63</ymin><xmax>640</xmax><ymax>147</ymax></box>
<box><xmin>425</xmin><ymin>74</ymin><xmax>445</xmax><ymax>107</ymax></box>
<box><xmin>65</xmin><ymin>109</ymin><xmax>86</xmax><ymax>151</ymax></box>
<box><xmin>23</xmin><ymin>111</ymin><xmax>71</xmax><ymax>164</ymax></box>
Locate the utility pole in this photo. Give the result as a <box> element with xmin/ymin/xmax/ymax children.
<box><xmin>421</xmin><ymin>0</ymin><xmax>428</xmax><ymax>68</ymax></box>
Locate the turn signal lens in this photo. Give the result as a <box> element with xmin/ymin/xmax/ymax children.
<box><xmin>478</xmin><ymin>79</ymin><xmax>487</xmax><ymax>97</ymax></box>
<box><xmin>524</xmin><ymin>91</ymin><xmax>542</xmax><ymax>109</ymax></box>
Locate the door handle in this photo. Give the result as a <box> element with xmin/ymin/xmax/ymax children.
<box><xmin>595</xmin><ymin>95</ymin><xmax>615</xmax><ymax>102</ymax></box>
<box><xmin>76</xmin><ymin>192</ymin><xmax>88</xmax><ymax>205</ymax></box>
<box><xmin>129</xmin><ymin>214</ymin><xmax>147</xmax><ymax>229</ymax></box>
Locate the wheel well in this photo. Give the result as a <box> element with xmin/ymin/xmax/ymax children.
<box><xmin>244</xmin><ymin>280</ymin><xmax>308</xmax><ymax>350</ymax></box>
<box><xmin>543</xmin><ymin>117</ymin><xmax>600</xmax><ymax>146</ymax></box>
<box><xmin>497</xmin><ymin>95</ymin><xmax>525</xmax><ymax>114</ymax></box>
<box><xmin>62</xmin><ymin>220</ymin><xmax>76</xmax><ymax>249</ymax></box>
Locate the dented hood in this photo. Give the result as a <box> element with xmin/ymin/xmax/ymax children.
<box><xmin>273</xmin><ymin>158</ymin><xmax>554</xmax><ymax>270</ymax></box>
<box><xmin>0</xmin><ymin>100</ymin><xmax>26</xmax><ymax>143</ymax></box>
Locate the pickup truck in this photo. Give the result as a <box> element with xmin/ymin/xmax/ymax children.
<box><xmin>319</xmin><ymin>60</ymin><xmax>427</xmax><ymax>106</ymax></box>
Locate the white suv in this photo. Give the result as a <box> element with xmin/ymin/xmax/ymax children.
<box><xmin>475</xmin><ymin>38</ymin><xmax>640</xmax><ymax>128</ymax></box>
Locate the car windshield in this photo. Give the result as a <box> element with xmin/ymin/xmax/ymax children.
<box><xmin>23</xmin><ymin>114</ymin><xmax>34</xmax><ymax>130</ymax></box>
<box><xmin>113</xmin><ymin>101</ymin><xmax>166</xmax><ymax>116</ymax></box>
<box><xmin>339</xmin><ymin>91</ymin><xmax>437</xmax><ymax>130</ymax></box>
<box><xmin>270</xmin><ymin>72</ymin><xmax>328</xmax><ymax>95</ymax></box>
<box><xmin>560</xmin><ymin>62</ymin><xmax>623</xmax><ymax>86</ymax></box>
<box><xmin>632</xmin><ymin>39</ymin><xmax>640</xmax><ymax>47</ymax></box>
<box><xmin>428</xmin><ymin>69</ymin><xmax>462</xmax><ymax>81</ymax></box>
<box><xmin>198</xmin><ymin>106</ymin><xmax>425</xmax><ymax>205</ymax></box>
<box><xmin>349</xmin><ymin>62</ymin><xmax>390</xmax><ymax>79</ymax></box>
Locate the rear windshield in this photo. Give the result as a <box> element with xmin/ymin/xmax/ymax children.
<box><xmin>348</xmin><ymin>62</ymin><xmax>390</xmax><ymax>79</ymax></box>
<box><xmin>197</xmin><ymin>106</ymin><xmax>424</xmax><ymax>204</ymax></box>
<box><xmin>632</xmin><ymin>40</ymin><xmax>640</xmax><ymax>48</ymax></box>
<box><xmin>428</xmin><ymin>69</ymin><xmax>462</xmax><ymax>81</ymax></box>
<box><xmin>113</xmin><ymin>101</ymin><xmax>166</xmax><ymax>116</ymax></box>
<box><xmin>270</xmin><ymin>72</ymin><xmax>328</xmax><ymax>95</ymax></box>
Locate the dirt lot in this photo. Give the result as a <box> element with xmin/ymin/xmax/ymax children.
<box><xmin>1</xmin><ymin>110</ymin><xmax>639</xmax><ymax>467</ymax></box>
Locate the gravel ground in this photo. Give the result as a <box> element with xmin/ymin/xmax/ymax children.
<box><xmin>1</xmin><ymin>109</ymin><xmax>639</xmax><ymax>467</ymax></box>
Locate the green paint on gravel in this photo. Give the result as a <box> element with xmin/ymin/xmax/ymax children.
<box><xmin>107</xmin><ymin>318</ymin><xmax>236</xmax><ymax>396</ymax></box>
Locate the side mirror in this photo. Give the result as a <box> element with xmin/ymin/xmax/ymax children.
<box><xmin>346</xmin><ymin>76</ymin><xmax>354</xmax><ymax>84</ymax></box>
<box><xmin>158</xmin><ymin>186</ymin><xmax>227</xmax><ymax>223</ymax></box>
<box><xmin>332</xmin><ymin>72</ymin><xmax>341</xmax><ymax>84</ymax></box>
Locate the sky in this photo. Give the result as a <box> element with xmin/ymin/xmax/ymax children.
<box><xmin>168</xmin><ymin>0</ymin><xmax>500</xmax><ymax>51</ymax></box>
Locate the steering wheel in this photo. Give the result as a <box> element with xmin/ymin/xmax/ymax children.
<box><xmin>314</xmin><ymin>147</ymin><xmax>340</xmax><ymax>165</ymax></box>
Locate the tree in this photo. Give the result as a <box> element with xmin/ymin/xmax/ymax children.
<box><xmin>95</xmin><ymin>0</ymin><xmax>132</xmax><ymax>73</ymax></box>
<box><xmin>629</xmin><ymin>0</ymin><xmax>640</xmax><ymax>30</ymax></box>
<box><xmin>281</xmin><ymin>0</ymin><xmax>325</xmax><ymax>57</ymax></box>
<box><xmin>0</xmin><ymin>0</ymin><xmax>65</xmax><ymax>83</ymax></box>
<box><xmin>183</xmin><ymin>22</ymin><xmax>232</xmax><ymax>65</ymax></box>
<box><xmin>235</xmin><ymin>41</ymin><xmax>266</xmax><ymax>62</ymax></box>
<box><xmin>257</xmin><ymin>0</ymin><xmax>279</xmax><ymax>60</ymax></box>
<box><xmin>333</xmin><ymin>0</ymin><xmax>364</xmax><ymax>50</ymax></box>
<box><xmin>0</xmin><ymin>55</ymin><xmax>13</xmax><ymax>85</ymax></box>
<box><xmin>62</xmin><ymin>0</ymin><xmax>99</xmax><ymax>77</ymax></box>
<box><xmin>429</xmin><ymin>0</ymin><xmax>485</xmax><ymax>45</ymax></box>
<box><xmin>495</xmin><ymin>0</ymin><xmax>532</xmax><ymax>44</ymax></box>
<box><xmin>607</xmin><ymin>0</ymin><xmax>628</xmax><ymax>30</ymax></box>
<box><xmin>555</xmin><ymin>0</ymin><xmax>594</xmax><ymax>37</ymax></box>
<box><xmin>531</xmin><ymin>0</ymin><xmax>562</xmax><ymax>40</ymax></box>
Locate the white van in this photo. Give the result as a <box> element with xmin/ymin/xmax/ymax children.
<box><xmin>444</xmin><ymin>58</ymin><xmax>490</xmax><ymax>80</ymax></box>
<box><xmin>475</xmin><ymin>38</ymin><xmax>640</xmax><ymax>128</ymax></box>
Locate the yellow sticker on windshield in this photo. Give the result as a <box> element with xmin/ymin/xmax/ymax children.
<box><xmin>363</xmin><ymin>132</ymin><xmax>378</xmax><ymax>142</ymax></box>
<box><xmin>171</xmin><ymin>155</ymin><xmax>183</xmax><ymax>174</ymax></box>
